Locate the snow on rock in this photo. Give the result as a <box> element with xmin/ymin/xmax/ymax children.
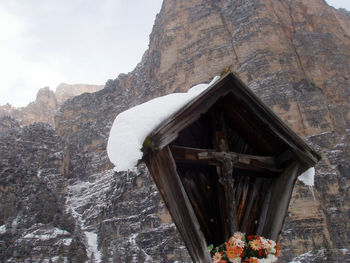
<box><xmin>298</xmin><ymin>167</ymin><xmax>315</xmax><ymax>186</ymax></box>
<box><xmin>0</xmin><ymin>224</ymin><xmax>6</xmax><ymax>234</ymax></box>
<box><xmin>65</xmin><ymin>169</ymin><xmax>114</xmax><ymax>262</ymax></box>
<box><xmin>107</xmin><ymin>76</ymin><xmax>219</xmax><ymax>171</ymax></box>
<box><xmin>85</xmin><ymin>231</ymin><xmax>101</xmax><ymax>262</ymax></box>
<box><xmin>20</xmin><ymin>225</ymin><xmax>70</xmax><ymax>242</ymax></box>
<box><xmin>288</xmin><ymin>249</ymin><xmax>350</xmax><ymax>262</ymax></box>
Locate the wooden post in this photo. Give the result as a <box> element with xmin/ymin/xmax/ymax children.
<box><xmin>262</xmin><ymin>161</ymin><xmax>300</xmax><ymax>240</ymax></box>
<box><xmin>145</xmin><ymin>146</ymin><xmax>211</xmax><ymax>263</ymax></box>
<box><xmin>212</xmin><ymin>110</ymin><xmax>238</xmax><ymax>239</ymax></box>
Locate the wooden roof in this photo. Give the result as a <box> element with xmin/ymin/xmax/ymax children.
<box><xmin>142</xmin><ymin>72</ymin><xmax>320</xmax><ymax>262</ymax></box>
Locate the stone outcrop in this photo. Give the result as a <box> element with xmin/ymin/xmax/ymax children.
<box><xmin>55</xmin><ymin>83</ymin><xmax>104</xmax><ymax>105</ymax></box>
<box><xmin>0</xmin><ymin>84</ymin><xmax>104</xmax><ymax>127</ymax></box>
<box><xmin>1</xmin><ymin>0</ymin><xmax>350</xmax><ymax>262</ymax></box>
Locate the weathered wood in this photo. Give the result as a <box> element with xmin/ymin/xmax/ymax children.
<box><xmin>220</xmin><ymin>95</ymin><xmax>283</xmax><ymax>155</ymax></box>
<box><xmin>145</xmin><ymin>147</ymin><xmax>211</xmax><ymax>263</ymax></box>
<box><xmin>256</xmin><ymin>179</ymin><xmax>273</xmax><ymax>235</ymax></box>
<box><xmin>237</xmin><ymin>176</ymin><xmax>250</xmax><ymax>227</ymax></box>
<box><xmin>229</xmin><ymin>75</ymin><xmax>320</xmax><ymax>166</ymax></box>
<box><xmin>149</xmin><ymin>77</ymin><xmax>231</xmax><ymax>150</ymax></box>
<box><xmin>262</xmin><ymin>161</ymin><xmax>300</xmax><ymax>240</ymax></box>
<box><xmin>217</xmin><ymin>154</ymin><xmax>237</xmax><ymax>238</ymax></box>
<box><xmin>177</xmin><ymin>164</ymin><xmax>225</xmax><ymax>245</ymax></box>
<box><xmin>239</xmin><ymin>178</ymin><xmax>262</xmax><ymax>233</ymax></box>
<box><xmin>182</xmin><ymin>176</ymin><xmax>213</xmax><ymax>240</ymax></box>
<box><xmin>211</xmin><ymin>110</ymin><xmax>237</xmax><ymax>239</ymax></box>
<box><xmin>142</xmin><ymin>72</ymin><xmax>320</xmax><ymax>259</ymax></box>
<box><xmin>171</xmin><ymin>145</ymin><xmax>282</xmax><ymax>173</ymax></box>
<box><xmin>276</xmin><ymin>149</ymin><xmax>295</xmax><ymax>168</ymax></box>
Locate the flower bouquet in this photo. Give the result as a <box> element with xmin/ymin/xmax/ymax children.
<box><xmin>208</xmin><ymin>232</ymin><xmax>280</xmax><ymax>263</ymax></box>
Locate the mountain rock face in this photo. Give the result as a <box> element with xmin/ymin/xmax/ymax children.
<box><xmin>1</xmin><ymin>0</ymin><xmax>350</xmax><ymax>262</ymax></box>
<box><xmin>0</xmin><ymin>84</ymin><xmax>104</xmax><ymax>127</ymax></box>
<box><xmin>55</xmin><ymin>83</ymin><xmax>104</xmax><ymax>105</ymax></box>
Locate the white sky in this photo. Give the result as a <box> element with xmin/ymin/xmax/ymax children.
<box><xmin>0</xmin><ymin>0</ymin><xmax>348</xmax><ymax>107</ymax></box>
<box><xmin>0</xmin><ymin>0</ymin><xmax>163</xmax><ymax>107</ymax></box>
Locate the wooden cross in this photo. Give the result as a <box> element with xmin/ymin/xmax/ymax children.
<box><xmin>171</xmin><ymin>145</ymin><xmax>281</xmax><ymax>239</ymax></box>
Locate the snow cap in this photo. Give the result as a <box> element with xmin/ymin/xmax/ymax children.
<box><xmin>107</xmin><ymin>76</ymin><xmax>219</xmax><ymax>171</ymax></box>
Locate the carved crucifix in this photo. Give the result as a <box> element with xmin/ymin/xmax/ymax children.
<box><xmin>170</xmin><ymin>113</ymin><xmax>281</xmax><ymax>241</ymax></box>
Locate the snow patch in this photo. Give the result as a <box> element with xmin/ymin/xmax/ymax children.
<box><xmin>107</xmin><ymin>76</ymin><xmax>219</xmax><ymax>171</ymax></box>
<box><xmin>0</xmin><ymin>224</ymin><xmax>6</xmax><ymax>234</ymax></box>
<box><xmin>85</xmin><ymin>231</ymin><xmax>102</xmax><ymax>262</ymax></box>
<box><xmin>59</xmin><ymin>238</ymin><xmax>73</xmax><ymax>246</ymax></box>
<box><xmin>298</xmin><ymin>167</ymin><xmax>315</xmax><ymax>186</ymax></box>
<box><xmin>298</xmin><ymin>167</ymin><xmax>316</xmax><ymax>200</ymax></box>
<box><xmin>23</xmin><ymin>227</ymin><xmax>70</xmax><ymax>240</ymax></box>
<box><xmin>65</xmin><ymin>170</ymin><xmax>114</xmax><ymax>263</ymax></box>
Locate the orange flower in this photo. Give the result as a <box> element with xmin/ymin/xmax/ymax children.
<box><xmin>248</xmin><ymin>257</ymin><xmax>258</xmax><ymax>263</ymax></box>
<box><xmin>225</xmin><ymin>241</ymin><xmax>235</xmax><ymax>250</ymax></box>
<box><xmin>226</xmin><ymin>247</ymin><xmax>243</xmax><ymax>259</ymax></box>
<box><xmin>249</xmin><ymin>239</ymin><xmax>262</xmax><ymax>251</ymax></box>
<box><xmin>275</xmin><ymin>242</ymin><xmax>281</xmax><ymax>257</ymax></box>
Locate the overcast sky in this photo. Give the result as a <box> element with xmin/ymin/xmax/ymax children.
<box><xmin>0</xmin><ymin>0</ymin><xmax>348</xmax><ymax>107</ymax></box>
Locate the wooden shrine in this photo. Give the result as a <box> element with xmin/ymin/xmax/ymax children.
<box><xmin>142</xmin><ymin>72</ymin><xmax>320</xmax><ymax>262</ymax></box>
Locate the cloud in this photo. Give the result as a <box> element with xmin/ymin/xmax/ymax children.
<box><xmin>0</xmin><ymin>0</ymin><xmax>163</xmax><ymax>107</ymax></box>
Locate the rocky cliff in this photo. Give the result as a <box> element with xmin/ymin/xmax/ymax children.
<box><xmin>0</xmin><ymin>0</ymin><xmax>349</xmax><ymax>262</ymax></box>
<box><xmin>0</xmin><ymin>84</ymin><xmax>104</xmax><ymax>127</ymax></box>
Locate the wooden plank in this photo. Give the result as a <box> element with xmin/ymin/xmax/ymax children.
<box><xmin>144</xmin><ymin>146</ymin><xmax>211</xmax><ymax>263</ymax></box>
<box><xmin>149</xmin><ymin>77</ymin><xmax>232</xmax><ymax>150</ymax></box>
<box><xmin>182</xmin><ymin>176</ymin><xmax>213</xmax><ymax>240</ymax></box>
<box><xmin>237</xmin><ymin>177</ymin><xmax>250</xmax><ymax>227</ymax></box>
<box><xmin>170</xmin><ymin>145</ymin><xmax>282</xmax><ymax>173</ymax></box>
<box><xmin>262</xmin><ymin>161</ymin><xmax>300</xmax><ymax>240</ymax></box>
<box><xmin>255</xmin><ymin>179</ymin><xmax>273</xmax><ymax>235</ymax></box>
<box><xmin>229</xmin><ymin>75</ymin><xmax>320</xmax><ymax>166</ymax></box>
<box><xmin>239</xmin><ymin>177</ymin><xmax>264</xmax><ymax>234</ymax></box>
<box><xmin>147</xmin><ymin>72</ymin><xmax>319</xmax><ymax>168</ymax></box>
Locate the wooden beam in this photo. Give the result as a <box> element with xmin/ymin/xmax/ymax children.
<box><xmin>149</xmin><ymin>77</ymin><xmax>231</xmax><ymax>150</ymax></box>
<box><xmin>276</xmin><ymin>149</ymin><xmax>295</xmax><ymax>168</ymax></box>
<box><xmin>144</xmin><ymin>146</ymin><xmax>211</xmax><ymax>263</ymax></box>
<box><xmin>255</xmin><ymin>180</ymin><xmax>273</xmax><ymax>235</ymax></box>
<box><xmin>262</xmin><ymin>161</ymin><xmax>300</xmax><ymax>241</ymax></box>
<box><xmin>216</xmin><ymin>153</ymin><xmax>237</xmax><ymax>239</ymax></box>
<box><xmin>230</xmin><ymin>76</ymin><xmax>320</xmax><ymax>166</ymax></box>
<box><xmin>170</xmin><ymin>145</ymin><xmax>282</xmax><ymax>173</ymax></box>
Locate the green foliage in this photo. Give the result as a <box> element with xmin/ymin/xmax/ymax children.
<box><xmin>141</xmin><ymin>135</ymin><xmax>154</xmax><ymax>155</ymax></box>
<box><xmin>220</xmin><ymin>66</ymin><xmax>231</xmax><ymax>77</ymax></box>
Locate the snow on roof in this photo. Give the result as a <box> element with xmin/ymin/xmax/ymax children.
<box><xmin>107</xmin><ymin>76</ymin><xmax>219</xmax><ymax>172</ymax></box>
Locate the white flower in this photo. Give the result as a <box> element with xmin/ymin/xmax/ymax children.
<box><xmin>267</xmin><ymin>246</ymin><xmax>276</xmax><ymax>254</ymax></box>
<box><xmin>268</xmin><ymin>239</ymin><xmax>276</xmax><ymax>248</ymax></box>
<box><xmin>229</xmin><ymin>257</ymin><xmax>241</xmax><ymax>263</ymax></box>
<box><xmin>259</xmin><ymin>237</ymin><xmax>270</xmax><ymax>249</ymax></box>
<box><xmin>233</xmin><ymin>232</ymin><xmax>245</xmax><ymax>240</ymax></box>
<box><xmin>234</xmin><ymin>238</ymin><xmax>245</xmax><ymax>248</ymax></box>
<box><xmin>267</xmin><ymin>254</ymin><xmax>277</xmax><ymax>262</ymax></box>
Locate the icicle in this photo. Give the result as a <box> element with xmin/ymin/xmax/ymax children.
<box><xmin>308</xmin><ymin>185</ymin><xmax>316</xmax><ymax>201</ymax></box>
